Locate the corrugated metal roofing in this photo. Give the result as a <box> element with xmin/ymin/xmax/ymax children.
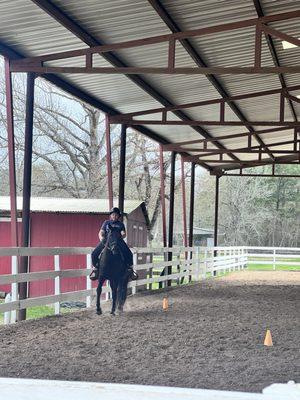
<box><xmin>0</xmin><ymin>197</ymin><xmax>142</xmax><ymax>214</ymax></box>
<box><xmin>0</xmin><ymin>0</ymin><xmax>299</xmax><ymax>172</ymax></box>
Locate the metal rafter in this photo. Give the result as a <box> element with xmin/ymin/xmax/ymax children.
<box><xmin>109</xmin><ymin>84</ymin><xmax>300</xmax><ymax>121</ymax></box>
<box><xmin>0</xmin><ymin>42</ymin><xmax>168</xmax><ymax>146</ymax></box>
<box><xmin>147</xmin><ymin>0</ymin><xmax>276</xmax><ymax>161</ymax></box>
<box><xmin>30</xmin><ymin>0</ymin><xmax>239</xmax><ymax>168</ymax></box>
<box><xmin>253</xmin><ymin>0</ymin><xmax>298</xmax><ymax>122</ymax></box>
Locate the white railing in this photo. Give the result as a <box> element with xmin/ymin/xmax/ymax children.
<box><xmin>0</xmin><ymin>378</ymin><xmax>299</xmax><ymax>400</ymax></box>
<box><xmin>246</xmin><ymin>246</ymin><xmax>300</xmax><ymax>270</ymax></box>
<box><xmin>1</xmin><ymin>245</ymin><xmax>299</xmax><ymax>324</ymax></box>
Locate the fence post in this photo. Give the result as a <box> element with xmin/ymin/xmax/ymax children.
<box><xmin>242</xmin><ymin>247</ymin><xmax>245</xmax><ymax>269</ymax></box>
<box><xmin>11</xmin><ymin>255</ymin><xmax>18</xmax><ymax>323</ymax></box>
<box><xmin>54</xmin><ymin>255</ymin><xmax>60</xmax><ymax>315</ymax></box>
<box><xmin>176</xmin><ymin>252</ymin><xmax>181</xmax><ymax>285</ymax></box>
<box><xmin>4</xmin><ymin>293</ymin><xmax>12</xmax><ymax>325</ymax></box>
<box><xmin>132</xmin><ymin>251</ymin><xmax>137</xmax><ymax>295</ymax></box>
<box><xmin>203</xmin><ymin>248</ymin><xmax>208</xmax><ymax>279</ymax></box>
<box><xmin>195</xmin><ymin>247</ymin><xmax>200</xmax><ymax>281</ymax></box>
<box><xmin>273</xmin><ymin>248</ymin><xmax>276</xmax><ymax>270</ymax></box>
<box><xmin>212</xmin><ymin>248</ymin><xmax>217</xmax><ymax>277</ymax></box>
<box><xmin>86</xmin><ymin>254</ymin><xmax>92</xmax><ymax>308</ymax></box>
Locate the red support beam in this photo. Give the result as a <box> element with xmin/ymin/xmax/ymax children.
<box><xmin>4</xmin><ymin>58</ymin><xmax>18</xmax><ymax>247</ymax></box>
<box><xmin>159</xmin><ymin>144</ymin><xmax>167</xmax><ymax>247</ymax></box>
<box><xmin>168</xmin><ymin>39</ymin><xmax>176</xmax><ymax>70</ymax></box>
<box><xmin>118</xmin><ymin>124</ymin><xmax>127</xmax><ymax>216</ymax></box>
<box><xmin>19</xmin><ymin>72</ymin><xmax>35</xmax><ymax>322</ymax></box>
<box><xmin>109</xmin><ymin>84</ymin><xmax>300</xmax><ymax>121</ymax></box>
<box><xmin>224</xmin><ymin>173</ymin><xmax>300</xmax><ymax>178</ymax></box>
<box><xmin>162</xmin><ymin>127</ymin><xmax>294</xmax><ymax>149</ymax></box>
<box><xmin>105</xmin><ymin>115</ymin><xmax>113</xmax><ymax>209</ymax></box>
<box><xmin>118</xmin><ymin>120</ymin><xmax>300</xmax><ymax>127</ymax></box>
<box><xmin>28</xmin><ymin>0</ymin><xmax>217</xmax><ymax>170</ymax></box>
<box><xmin>254</xmin><ymin>22</ymin><xmax>262</xmax><ymax>68</ymax></box>
<box><xmin>261</xmin><ymin>24</ymin><xmax>300</xmax><ymax>48</ymax></box>
<box><xmin>11</xmin><ymin>65</ymin><xmax>300</xmax><ymax>75</ymax></box>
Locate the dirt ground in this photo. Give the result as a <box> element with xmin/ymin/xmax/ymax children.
<box><xmin>0</xmin><ymin>271</ymin><xmax>299</xmax><ymax>393</ymax></box>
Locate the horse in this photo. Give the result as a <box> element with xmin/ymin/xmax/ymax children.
<box><xmin>95</xmin><ymin>226</ymin><xmax>130</xmax><ymax>316</ymax></box>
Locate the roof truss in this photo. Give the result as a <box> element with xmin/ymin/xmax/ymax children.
<box><xmin>10</xmin><ymin>10</ymin><xmax>300</xmax><ymax>76</ymax></box>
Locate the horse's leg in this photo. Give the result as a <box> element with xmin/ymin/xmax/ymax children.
<box><xmin>110</xmin><ymin>279</ymin><xmax>118</xmax><ymax>315</ymax></box>
<box><xmin>96</xmin><ymin>276</ymin><xmax>106</xmax><ymax>315</ymax></box>
<box><xmin>117</xmin><ymin>274</ymin><xmax>129</xmax><ymax>312</ymax></box>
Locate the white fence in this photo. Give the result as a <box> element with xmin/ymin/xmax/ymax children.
<box><xmin>0</xmin><ymin>245</ymin><xmax>299</xmax><ymax>324</ymax></box>
<box><xmin>246</xmin><ymin>246</ymin><xmax>300</xmax><ymax>270</ymax></box>
<box><xmin>0</xmin><ymin>378</ymin><xmax>299</xmax><ymax>400</ymax></box>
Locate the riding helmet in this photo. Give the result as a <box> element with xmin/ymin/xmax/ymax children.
<box><xmin>109</xmin><ymin>207</ymin><xmax>121</xmax><ymax>216</ymax></box>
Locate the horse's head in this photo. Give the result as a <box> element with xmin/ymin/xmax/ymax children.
<box><xmin>106</xmin><ymin>226</ymin><xmax>121</xmax><ymax>255</ymax></box>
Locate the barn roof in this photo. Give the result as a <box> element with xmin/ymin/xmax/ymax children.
<box><xmin>0</xmin><ymin>1</ymin><xmax>300</xmax><ymax>174</ymax></box>
<box><xmin>0</xmin><ymin>197</ymin><xmax>142</xmax><ymax>215</ymax></box>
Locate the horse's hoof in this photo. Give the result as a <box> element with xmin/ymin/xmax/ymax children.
<box><xmin>96</xmin><ymin>308</ymin><xmax>102</xmax><ymax>315</ymax></box>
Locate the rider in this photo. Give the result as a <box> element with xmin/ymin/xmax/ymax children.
<box><xmin>91</xmin><ymin>207</ymin><xmax>133</xmax><ymax>270</ymax></box>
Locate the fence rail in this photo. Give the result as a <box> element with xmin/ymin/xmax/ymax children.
<box><xmin>1</xmin><ymin>245</ymin><xmax>299</xmax><ymax>324</ymax></box>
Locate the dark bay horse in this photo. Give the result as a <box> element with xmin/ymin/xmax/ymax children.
<box><xmin>96</xmin><ymin>226</ymin><xmax>130</xmax><ymax>315</ymax></box>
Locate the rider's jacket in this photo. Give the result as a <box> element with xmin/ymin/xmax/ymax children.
<box><xmin>101</xmin><ymin>220</ymin><xmax>125</xmax><ymax>240</ymax></box>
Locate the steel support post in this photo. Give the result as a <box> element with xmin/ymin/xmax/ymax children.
<box><xmin>118</xmin><ymin>124</ymin><xmax>126</xmax><ymax>217</ymax></box>
<box><xmin>189</xmin><ymin>162</ymin><xmax>195</xmax><ymax>247</ymax></box>
<box><xmin>213</xmin><ymin>176</ymin><xmax>220</xmax><ymax>276</ymax></box>
<box><xmin>188</xmin><ymin>162</ymin><xmax>196</xmax><ymax>282</ymax></box>
<box><xmin>165</xmin><ymin>152</ymin><xmax>176</xmax><ymax>287</ymax></box>
<box><xmin>181</xmin><ymin>157</ymin><xmax>188</xmax><ymax>249</ymax></box>
<box><xmin>18</xmin><ymin>72</ymin><xmax>35</xmax><ymax>321</ymax></box>
<box><xmin>105</xmin><ymin>115</ymin><xmax>113</xmax><ymax>209</ymax></box>
<box><xmin>168</xmin><ymin>152</ymin><xmax>176</xmax><ymax>250</ymax></box>
<box><xmin>4</xmin><ymin>58</ymin><xmax>18</xmax><ymax>247</ymax></box>
<box><xmin>159</xmin><ymin>144</ymin><xmax>167</xmax><ymax>247</ymax></box>
<box><xmin>214</xmin><ymin>176</ymin><xmax>220</xmax><ymax>247</ymax></box>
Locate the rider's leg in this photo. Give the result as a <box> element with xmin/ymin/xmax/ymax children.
<box><xmin>96</xmin><ymin>276</ymin><xmax>106</xmax><ymax>314</ymax></box>
<box><xmin>91</xmin><ymin>241</ymin><xmax>105</xmax><ymax>268</ymax></box>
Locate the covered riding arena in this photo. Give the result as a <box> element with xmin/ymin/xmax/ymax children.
<box><xmin>0</xmin><ymin>1</ymin><xmax>300</xmax><ymax>399</ymax></box>
<box><xmin>1</xmin><ymin>272</ymin><xmax>299</xmax><ymax>393</ymax></box>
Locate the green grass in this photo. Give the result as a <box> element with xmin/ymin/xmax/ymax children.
<box><xmin>247</xmin><ymin>263</ymin><xmax>300</xmax><ymax>271</ymax></box>
<box><xmin>0</xmin><ymin>303</ymin><xmax>82</xmax><ymax>325</ymax></box>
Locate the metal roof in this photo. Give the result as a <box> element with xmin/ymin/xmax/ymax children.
<box><xmin>0</xmin><ymin>196</ymin><xmax>142</xmax><ymax>214</ymax></box>
<box><xmin>0</xmin><ymin>0</ymin><xmax>300</xmax><ymax>173</ymax></box>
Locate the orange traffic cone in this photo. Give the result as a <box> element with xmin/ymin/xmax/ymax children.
<box><xmin>264</xmin><ymin>329</ymin><xmax>273</xmax><ymax>346</ymax></box>
<box><xmin>162</xmin><ymin>297</ymin><xmax>168</xmax><ymax>311</ymax></box>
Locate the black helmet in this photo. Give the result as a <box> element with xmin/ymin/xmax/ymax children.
<box><xmin>109</xmin><ymin>207</ymin><xmax>121</xmax><ymax>216</ymax></box>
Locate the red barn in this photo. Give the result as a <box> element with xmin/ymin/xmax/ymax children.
<box><xmin>0</xmin><ymin>197</ymin><xmax>148</xmax><ymax>296</ymax></box>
